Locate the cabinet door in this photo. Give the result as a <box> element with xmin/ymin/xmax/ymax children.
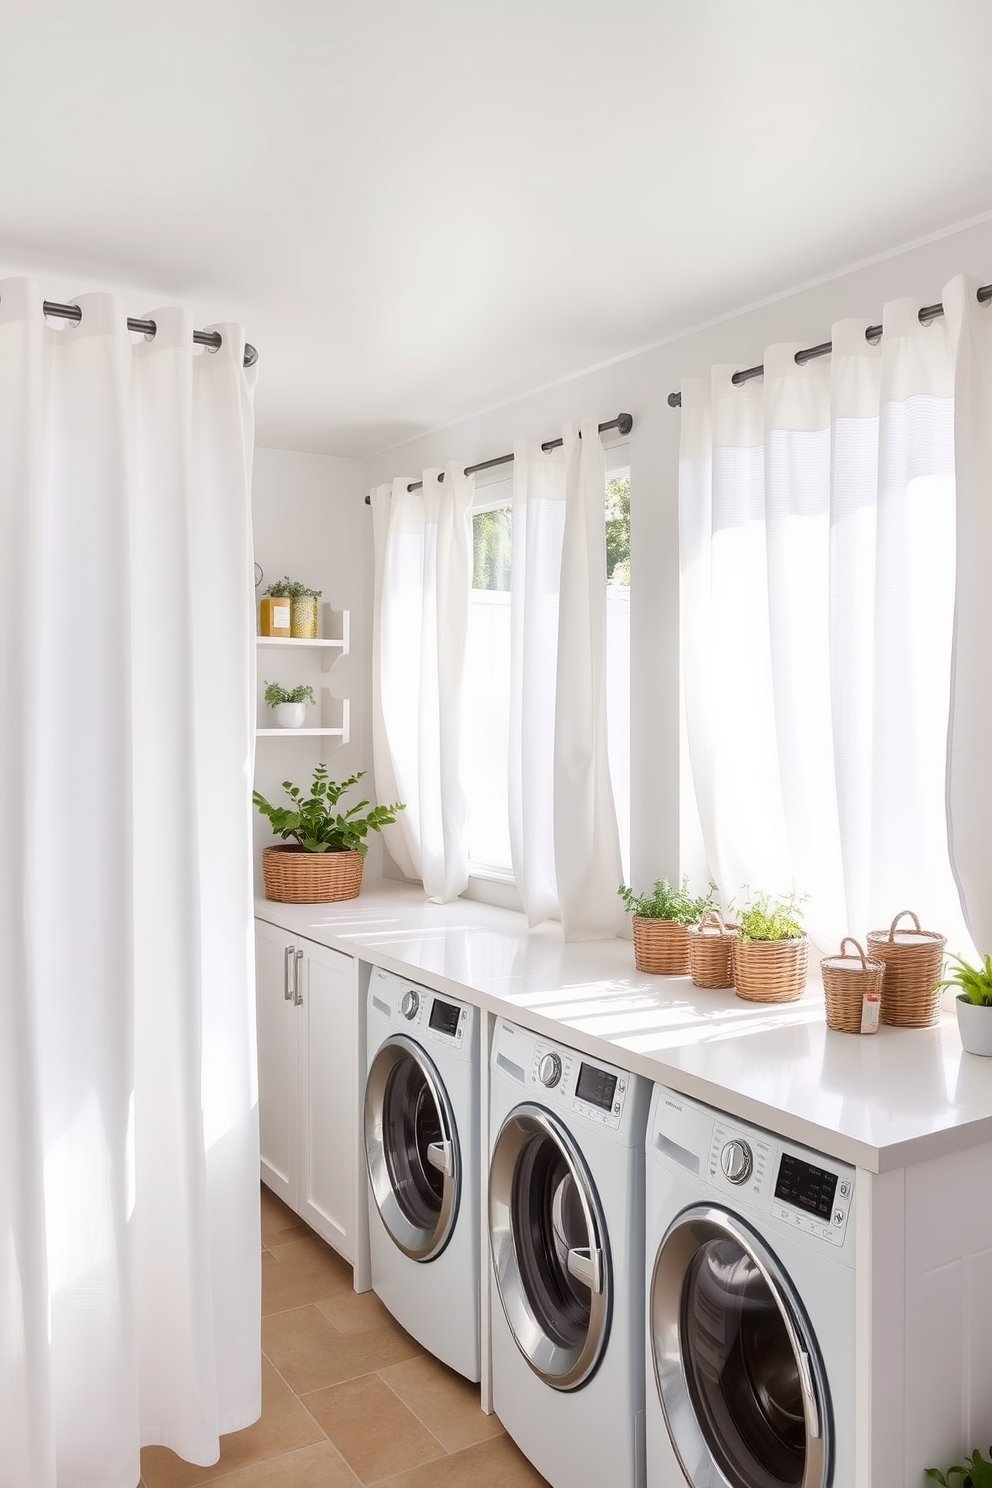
<box><xmin>255</xmin><ymin>920</ymin><xmax>298</xmax><ymax>1206</ymax></box>
<box><xmin>297</xmin><ymin>940</ymin><xmax>357</xmax><ymax>1259</ymax></box>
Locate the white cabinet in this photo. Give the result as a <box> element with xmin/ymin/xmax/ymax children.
<box><xmin>255</xmin><ymin>917</ymin><xmax>361</xmax><ymax>1264</ymax></box>
<box><xmin>255</xmin><ymin>606</ymin><xmax>350</xmax><ymax>742</ymax></box>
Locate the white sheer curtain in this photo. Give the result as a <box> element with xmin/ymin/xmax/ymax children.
<box><xmin>510</xmin><ymin>421</ymin><xmax>622</xmax><ymax>940</ymax></box>
<box><xmin>0</xmin><ymin>278</ymin><xmax>260</xmax><ymax>1488</ymax></box>
<box><xmin>680</xmin><ymin>287</ymin><xmax>971</xmax><ymax>953</ymax></box>
<box><xmin>945</xmin><ymin>277</ymin><xmax>992</xmax><ymax>955</ymax></box>
<box><xmin>370</xmin><ymin>465</ymin><xmax>473</xmax><ymax>903</ymax></box>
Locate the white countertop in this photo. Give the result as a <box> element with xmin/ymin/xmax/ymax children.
<box><xmin>255</xmin><ymin>878</ymin><xmax>992</xmax><ymax>1173</ymax></box>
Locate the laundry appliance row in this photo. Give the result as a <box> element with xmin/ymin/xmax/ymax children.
<box><xmin>362</xmin><ymin>964</ymin><xmax>856</xmax><ymax>1488</ymax></box>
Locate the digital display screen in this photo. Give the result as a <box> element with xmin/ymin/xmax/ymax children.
<box><xmin>774</xmin><ymin>1152</ymin><xmax>838</xmax><ymax>1219</ymax></box>
<box><xmin>576</xmin><ymin>1062</ymin><xmax>617</xmax><ymax>1112</ymax></box>
<box><xmin>428</xmin><ymin>999</ymin><xmax>460</xmax><ymax>1037</ymax></box>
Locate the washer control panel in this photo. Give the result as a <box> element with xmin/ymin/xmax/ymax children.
<box><xmin>705</xmin><ymin>1117</ymin><xmax>852</xmax><ymax>1244</ymax></box>
<box><xmin>651</xmin><ymin>1086</ymin><xmax>855</xmax><ymax>1251</ymax></box>
<box><xmin>528</xmin><ymin>1037</ymin><xmax>630</xmax><ymax>1130</ymax></box>
<box><xmin>369</xmin><ymin>967</ymin><xmax>470</xmax><ymax>1050</ymax></box>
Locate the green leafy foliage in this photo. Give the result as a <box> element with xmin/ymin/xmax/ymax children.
<box><xmin>734</xmin><ymin>890</ymin><xmax>806</xmax><ymax>943</ymax></box>
<box><xmin>938</xmin><ymin>951</ymin><xmax>992</xmax><ymax>1007</ymax></box>
<box><xmin>605</xmin><ymin>473</ymin><xmax>630</xmax><ymax>585</ymax></box>
<box><xmin>618</xmin><ymin>875</ymin><xmax>715</xmax><ymax>925</ymax></box>
<box><xmin>925</xmin><ymin>1445</ymin><xmax>992</xmax><ymax>1487</ymax></box>
<box><xmin>263</xmin><ymin>575</ymin><xmax>322</xmax><ymax>599</ymax></box>
<box><xmin>252</xmin><ymin>766</ymin><xmax>404</xmax><ymax>855</ymax></box>
<box><xmin>263</xmin><ymin>681</ymin><xmax>316</xmax><ymax>707</ymax></box>
<box><xmin>473</xmin><ymin>507</ymin><xmax>512</xmax><ymax>591</ymax></box>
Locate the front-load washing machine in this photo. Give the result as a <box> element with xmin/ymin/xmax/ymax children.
<box><xmin>488</xmin><ymin>1016</ymin><xmax>652</xmax><ymax>1488</ymax></box>
<box><xmin>364</xmin><ymin>965</ymin><xmax>480</xmax><ymax>1381</ymax></box>
<box><xmin>645</xmin><ymin>1084</ymin><xmax>856</xmax><ymax>1488</ymax></box>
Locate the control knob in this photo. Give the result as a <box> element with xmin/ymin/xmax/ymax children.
<box><xmin>400</xmin><ymin>989</ymin><xmax>420</xmax><ymax>1020</ymax></box>
<box><xmin>538</xmin><ymin>1052</ymin><xmax>563</xmax><ymax>1088</ymax></box>
<box><xmin>721</xmin><ymin>1139</ymin><xmax>753</xmax><ymax>1185</ymax></box>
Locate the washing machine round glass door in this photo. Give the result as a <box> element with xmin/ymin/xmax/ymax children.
<box><xmin>650</xmin><ymin>1205</ymin><xmax>830</xmax><ymax>1488</ymax></box>
<box><xmin>364</xmin><ymin>1034</ymin><xmax>460</xmax><ymax>1262</ymax></box>
<box><xmin>489</xmin><ymin>1103</ymin><xmax>611</xmax><ymax>1391</ymax></box>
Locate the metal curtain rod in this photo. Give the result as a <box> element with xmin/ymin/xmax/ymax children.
<box><xmin>39</xmin><ymin>298</ymin><xmax>259</xmax><ymax>367</ymax></box>
<box><xmin>666</xmin><ymin>281</ymin><xmax>992</xmax><ymax>407</ymax></box>
<box><xmin>362</xmin><ymin>413</ymin><xmax>633</xmax><ymax>503</ymax></box>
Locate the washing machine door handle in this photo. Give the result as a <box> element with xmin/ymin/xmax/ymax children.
<box><xmin>797</xmin><ymin>1348</ymin><xmax>820</xmax><ymax>1439</ymax></box>
<box><xmin>566</xmin><ymin>1245</ymin><xmax>603</xmax><ymax>1294</ymax></box>
<box><xmin>427</xmin><ymin>1139</ymin><xmax>454</xmax><ymax>1177</ymax></box>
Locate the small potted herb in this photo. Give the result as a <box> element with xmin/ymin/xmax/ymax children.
<box><xmin>263</xmin><ymin>680</ymin><xmax>316</xmax><ymax>729</ymax></box>
<box><xmin>938</xmin><ymin>952</ymin><xmax>992</xmax><ymax>1056</ymax></box>
<box><xmin>731</xmin><ymin>890</ymin><xmax>808</xmax><ymax>1003</ymax></box>
<box><xmin>253</xmin><ymin>765</ymin><xmax>405</xmax><ymax>902</ymax></box>
<box><xmin>618</xmin><ymin>876</ymin><xmax>715</xmax><ymax>975</ymax></box>
<box><xmin>926</xmin><ymin>1445</ymin><xmax>992</xmax><ymax>1486</ymax></box>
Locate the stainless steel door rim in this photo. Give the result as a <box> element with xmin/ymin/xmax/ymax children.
<box><xmin>365</xmin><ymin>1034</ymin><xmax>460</xmax><ymax>1262</ymax></box>
<box><xmin>650</xmin><ymin>1204</ymin><xmax>830</xmax><ymax>1488</ymax></box>
<box><xmin>489</xmin><ymin>1102</ymin><xmax>612</xmax><ymax>1391</ymax></box>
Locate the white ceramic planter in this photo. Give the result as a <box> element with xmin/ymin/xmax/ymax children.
<box><xmin>274</xmin><ymin>701</ymin><xmax>307</xmax><ymax>729</ymax></box>
<box><xmin>955</xmin><ymin>994</ymin><xmax>992</xmax><ymax>1056</ymax></box>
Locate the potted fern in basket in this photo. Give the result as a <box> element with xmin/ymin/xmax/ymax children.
<box><xmin>731</xmin><ymin>890</ymin><xmax>809</xmax><ymax>1003</ymax></box>
<box><xmin>253</xmin><ymin>765</ymin><xmax>404</xmax><ymax>902</ymax></box>
<box><xmin>618</xmin><ymin>876</ymin><xmax>715</xmax><ymax>975</ymax></box>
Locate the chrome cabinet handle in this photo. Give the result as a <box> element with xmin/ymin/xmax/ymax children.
<box><xmin>283</xmin><ymin>945</ymin><xmax>295</xmax><ymax>1001</ymax></box>
<box><xmin>293</xmin><ymin>948</ymin><xmax>304</xmax><ymax>1006</ymax></box>
<box><xmin>427</xmin><ymin>1140</ymin><xmax>453</xmax><ymax>1177</ymax></box>
<box><xmin>567</xmin><ymin>1246</ymin><xmax>603</xmax><ymax>1294</ymax></box>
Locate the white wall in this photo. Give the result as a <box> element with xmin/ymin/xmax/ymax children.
<box><xmin>250</xmin><ymin>446</ymin><xmax>377</xmax><ymax>873</ymax></box>
<box><xmin>360</xmin><ymin>213</ymin><xmax>992</xmax><ymax>895</ymax></box>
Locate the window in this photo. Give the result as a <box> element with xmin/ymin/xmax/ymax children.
<box><xmin>464</xmin><ymin>457</ymin><xmax>631</xmax><ymax>884</ymax></box>
<box><xmin>604</xmin><ymin>464</ymin><xmax>630</xmax><ymax>880</ymax></box>
<box><xmin>466</xmin><ymin>480</ymin><xmax>513</xmax><ymax>875</ymax></box>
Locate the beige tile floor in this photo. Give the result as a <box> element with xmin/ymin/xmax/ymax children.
<box><xmin>140</xmin><ymin>1186</ymin><xmax>549</xmax><ymax>1488</ymax></box>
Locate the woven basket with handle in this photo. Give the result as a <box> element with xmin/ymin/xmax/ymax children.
<box><xmin>687</xmin><ymin>911</ymin><xmax>738</xmax><ymax>989</ymax></box>
<box><xmin>632</xmin><ymin>917</ymin><xmax>690</xmax><ymax>976</ymax></box>
<box><xmin>261</xmin><ymin>845</ymin><xmax>364</xmax><ymax>903</ymax></box>
<box><xmin>821</xmin><ymin>937</ymin><xmax>884</xmax><ymax>1034</ymax></box>
<box><xmin>733</xmin><ymin>935</ymin><xmax>809</xmax><ymax>1003</ymax></box>
<box><xmin>866</xmin><ymin>910</ymin><xmax>945</xmax><ymax>1028</ymax></box>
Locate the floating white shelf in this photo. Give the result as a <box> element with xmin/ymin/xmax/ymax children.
<box><xmin>255</xmin><ymin>607</ymin><xmax>350</xmax><ymax>746</ymax></box>
<box><xmin>256</xmin><ymin>636</ymin><xmax>344</xmax><ymax>650</ymax></box>
<box><xmin>256</xmin><ymin>726</ymin><xmax>346</xmax><ymax>738</ymax></box>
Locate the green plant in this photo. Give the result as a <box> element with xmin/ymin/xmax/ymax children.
<box><xmin>617</xmin><ymin>875</ymin><xmax>715</xmax><ymax>925</ymax></box>
<box><xmin>252</xmin><ymin>766</ymin><xmax>404</xmax><ymax>855</ymax></box>
<box><xmin>263</xmin><ymin>681</ymin><xmax>316</xmax><ymax>707</ymax></box>
<box><xmin>938</xmin><ymin>951</ymin><xmax>992</xmax><ymax>1007</ymax></box>
<box><xmin>925</xmin><ymin>1446</ymin><xmax>992</xmax><ymax>1487</ymax></box>
<box><xmin>734</xmin><ymin>890</ymin><xmax>806</xmax><ymax>943</ymax></box>
<box><xmin>263</xmin><ymin>575</ymin><xmax>322</xmax><ymax>600</ymax></box>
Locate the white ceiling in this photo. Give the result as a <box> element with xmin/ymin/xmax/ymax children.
<box><xmin>2</xmin><ymin>0</ymin><xmax>992</xmax><ymax>457</ymax></box>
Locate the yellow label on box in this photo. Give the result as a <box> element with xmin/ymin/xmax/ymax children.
<box><xmin>259</xmin><ymin>597</ymin><xmax>291</xmax><ymax>636</ymax></box>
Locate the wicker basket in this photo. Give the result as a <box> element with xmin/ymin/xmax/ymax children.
<box><xmin>821</xmin><ymin>938</ymin><xmax>884</xmax><ymax>1034</ymax></box>
<box><xmin>688</xmin><ymin>911</ymin><xmax>738</xmax><ymax>989</ymax></box>
<box><xmin>733</xmin><ymin>936</ymin><xmax>809</xmax><ymax>1003</ymax></box>
<box><xmin>261</xmin><ymin>845</ymin><xmax>364</xmax><ymax>903</ymax></box>
<box><xmin>632</xmin><ymin>917</ymin><xmax>690</xmax><ymax>975</ymax></box>
<box><xmin>866</xmin><ymin>910</ymin><xmax>945</xmax><ymax>1028</ymax></box>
